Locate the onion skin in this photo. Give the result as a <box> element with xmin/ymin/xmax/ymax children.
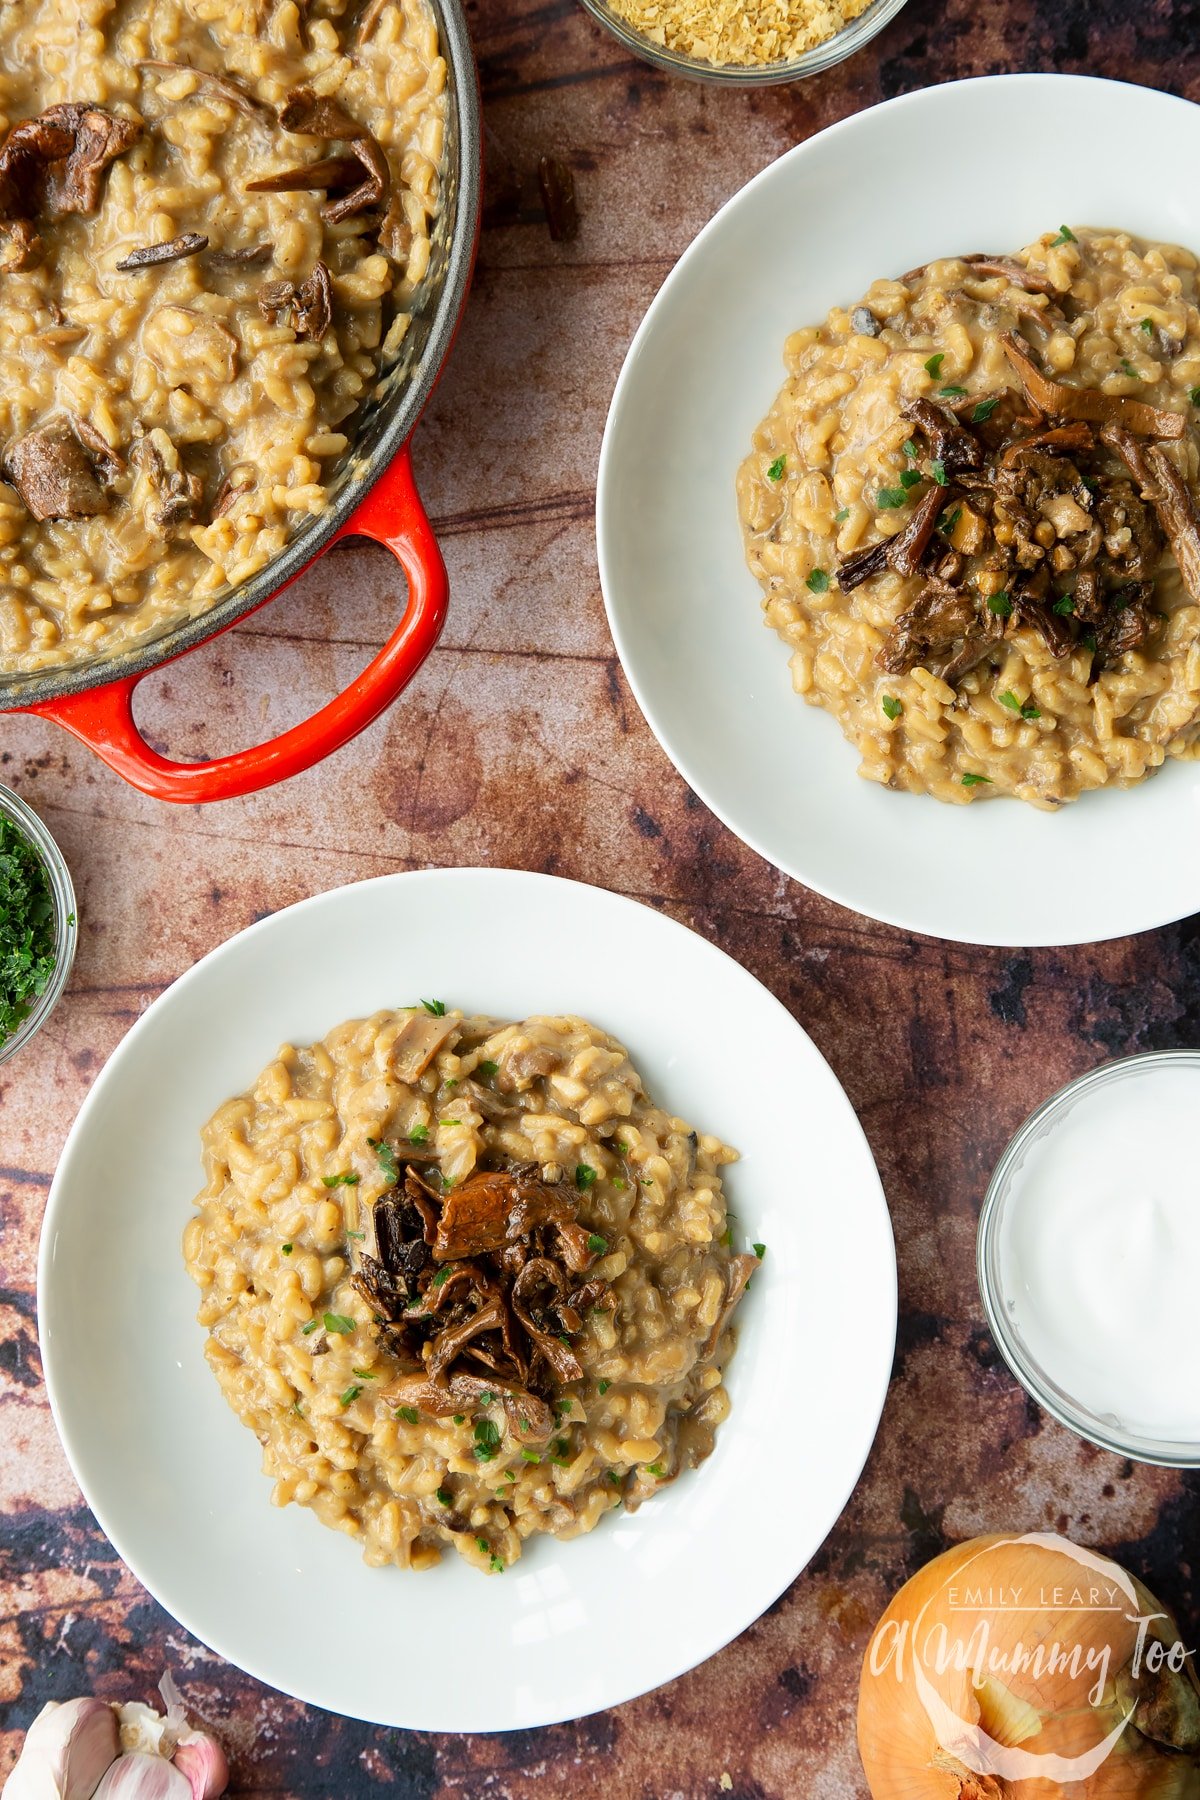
<box><xmin>858</xmin><ymin>1534</ymin><xmax>1200</xmax><ymax>1799</ymax></box>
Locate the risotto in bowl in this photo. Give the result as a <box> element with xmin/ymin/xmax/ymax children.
<box><xmin>184</xmin><ymin>1004</ymin><xmax>758</xmax><ymax>1574</ymax></box>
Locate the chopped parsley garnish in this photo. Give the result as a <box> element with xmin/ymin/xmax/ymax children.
<box><xmin>834</xmin><ymin>506</ymin><xmax>850</xmax><ymax>522</ymax></box>
<box><xmin>322</xmin><ymin>1171</ymin><xmax>359</xmax><ymax>1188</ymax></box>
<box><xmin>1051</xmin><ymin>224</ymin><xmax>1077</xmax><ymax>244</ymax></box>
<box><xmin>938</xmin><ymin>385</ymin><xmax>968</xmax><ymax>399</ymax></box>
<box><xmin>753</xmin><ymin>1242</ymin><xmax>766</xmax><ymax>1259</ymax></box>
<box><xmin>473</xmin><ymin>1418</ymin><xmax>501</xmax><ymax>1461</ymax></box>
<box><xmin>881</xmin><ymin>695</ymin><xmax>903</xmax><ymax>721</ymax></box>
<box><xmin>972</xmin><ymin>397</ymin><xmax>1000</xmax><ymax>423</ymax></box>
<box><xmin>439</xmin><ymin>1119</ymin><xmax>460</xmax><ymax>1128</ymax></box>
<box><xmin>432</xmin><ymin>1266</ymin><xmax>451</xmax><ymax>1288</ymax></box>
<box><xmin>877</xmin><ymin>486</ymin><xmax>908</xmax><ymax>510</ymax></box>
<box><xmin>614</xmin><ymin>1140</ymin><xmax>629</xmax><ymax>1154</ymax></box>
<box><xmin>395</xmin><ymin>1406</ymin><xmax>419</xmax><ymax>1424</ymax></box>
<box><xmin>435</xmin><ymin>1486</ymin><xmax>453</xmax><ymax>1505</ymax></box>
<box><xmin>923</xmin><ymin>353</ymin><xmax>944</xmax><ymax>377</ymax></box>
<box><xmin>1120</xmin><ymin>359</ymin><xmax>1141</xmax><ymax>379</ymax></box>
<box><xmin>587</xmin><ymin>1233</ymin><xmax>609</xmax><ymax>1255</ymax></box>
<box><xmin>453</xmin><ymin>1413</ymin><xmax>465</xmax><ymax>1425</ymax></box>
<box><xmin>612</xmin><ymin>1177</ymin><xmax>628</xmax><ymax>1190</ymax></box>
<box><xmin>606</xmin><ymin>1470</ymin><xmax>621</xmax><ymax>1487</ymax></box>
<box><xmin>1082</xmin><ymin>631</ymin><xmax>1097</xmax><ymax>652</ymax></box>
<box><xmin>475</xmin><ymin>1536</ymin><xmax>489</xmax><ymax>1554</ymax></box>
<box><xmin>987</xmin><ymin>591</ymin><xmax>1012</xmax><ymax>617</ymax></box>
<box><xmin>961</xmin><ymin>773</ymin><xmax>993</xmax><ymax>786</ymax></box>
<box><xmin>301</xmin><ymin>1319</ymin><xmax>321</xmax><ymax>1335</ymax></box>
<box><xmin>999</xmin><ymin>691</ymin><xmax>1041</xmax><ymax>721</ymax></box>
<box><xmin>421</xmin><ymin>998</ymin><xmax>447</xmax><ymax>1016</ymax></box>
<box><xmin>0</xmin><ymin>818</ymin><xmax>57</xmax><ymax>1050</ymax></box>
<box><xmin>490</xmin><ymin>1555</ymin><xmax>504</xmax><ymax>1573</ymax></box>
<box><xmin>575</xmin><ymin>1163</ymin><xmax>597</xmax><ymax>1192</ymax></box>
<box><xmin>556</xmin><ymin>1399</ymin><xmax>572</xmax><ymax>1416</ymax></box>
<box><xmin>766</xmin><ymin>454</ymin><xmax>787</xmax><ymax>481</ymax></box>
<box><xmin>521</xmin><ymin>1449</ymin><xmax>541</xmax><ymax>1463</ymax></box>
<box><xmin>407</xmin><ymin>1123</ymin><xmax>430</xmax><ymax>1145</ymax></box>
<box><xmin>281</xmin><ymin>1243</ymin><xmax>293</xmax><ymax>1255</ymax></box>
<box><xmin>340</xmin><ymin>1385</ymin><xmax>362</xmax><ymax>1407</ymax></box>
<box><xmin>479</xmin><ymin>1391</ymin><xmax>495</xmax><ymax>1406</ymax></box>
<box><xmin>345</xmin><ymin>1230</ymin><xmax>365</xmax><ymax>1240</ymax></box>
<box><xmin>368</xmin><ymin>1138</ymin><xmax>399</xmax><ymax>1184</ymax></box>
<box><xmin>352</xmin><ymin>1368</ymin><xmax>377</xmax><ymax>1379</ymax></box>
<box><xmin>477</xmin><ymin>1059</ymin><xmax>499</xmax><ymax>1078</ymax></box>
<box><xmin>598</xmin><ymin>1379</ymin><xmax>611</xmax><ymax>1394</ymax></box>
<box><xmin>929</xmin><ymin>460</ymin><xmax>948</xmax><ymax>486</ymax></box>
<box><xmin>937</xmin><ymin>506</ymin><xmax>962</xmax><ymax>537</ymax></box>
<box><xmin>902</xmin><ymin>438</ymin><xmax>919</xmax><ymax>460</ymax></box>
<box><xmin>647</xmin><ymin>1462</ymin><xmax>666</xmax><ymax>1478</ymax></box>
<box><xmin>719</xmin><ymin>1227</ymin><xmax>733</xmax><ymax>1246</ymax></box>
<box><xmin>899</xmin><ymin>468</ymin><xmax>923</xmax><ymax>490</ymax></box>
<box><xmin>1140</xmin><ymin>318</ymin><xmax>1154</xmax><ymax>335</ymax></box>
<box><xmin>1052</xmin><ymin>594</ymin><xmax>1075</xmax><ymax>616</ymax></box>
<box><xmin>324</xmin><ymin>1312</ymin><xmax>354</xmax><ymax>1335</ymax></box>
<box><xmin>806</xmin><ymin>568</ymin><xmax>830</xmax><ymax>594</ymax></box>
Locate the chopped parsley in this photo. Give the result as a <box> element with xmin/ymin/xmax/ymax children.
<box><xmin>0</xmin><ymin>818</ymin><xmax>57</xmax><ymax>1050</ymax></box>
<box><xmin>899</xmin><ymin>468</ymin><xmax>924</xmax><ymax>490</ymax></box>
<box><xmin>806</xmin><ymin>568</ymin><xmax>830</xmax><ymax>594</ymax></box>
<box><xmin>937</xmin><ymin>506</ymin><xmax>962</xmax><ymax>537</ymax></box>
<box><xmin>575</xmin><ymin>1163</ymin><xmax>597</xmax><ymax>1192</ymax></box>
<box><xmin>301</xmin><ymin>1319</ymin><xmax>321</xmax><ymax>1336</ymax></box>
<box><xmin>473</xmin><ymin>1418</ymin><xmax>501</xmax><ymax>1461</ymax></box>
<box><xmin>972</xmin><ymin>397</ymin><xmax>1000</xmax><ymax>423</ymax></box>
<box><xmin>938</xmin><ymin>385</ymin><xmax>968</xmax><ymax>399</ymax></box>
<box><xmin>614</xmin><ymin>1140</ymin><xmax>629</xmax><ymax>1154</ymax></box>
<box><xmin>281</xmin><ymin>1243</ymin><xmax>293</xmax><ymax>1255</ymax></box>
<box><xmin>1052</xmin><ymin>594</ymin><xmax>1075</xmax><ymax>616</ymax></box>
<box><xmin>322</xmin><ymin>1171</ymin><xmax>359</xmax><ymax>1188</ymax></box>
<box><xmin>753</xmin><ymin>1242</ymin><xmax>766</xmax><ymax>1259</ymax></box>
<box><xmin>432</xmin><ymin>1266</ymin><xmax>452</xmax><ymax>1287</ymax></box>
<box><xmin>923</xmin><ymin>353</ymin><xmax>944</xmax><ymax>378</ymax></box>
<box><xmin>477</xmin><ymin>1059</ymin><xmax>499</xmax><ymax>1078</ymax></box>
<box><xmin>999</xmin><ymin>691</ymin><xmax>1041</xmax><ymax>721</ymax></box>
<box><xmin>475</xmin><ymin>1536</ymin><xmax>489</xmax><ymax>1554</ymax></box>
<box><xmin>324</xmin><ymin>1312</ymin><xmax>354</xmax><ymax>1335</ymax></box>
<box><xmin>881</xmin><ymin>695</ymin><xmax>903</xmax><ymax>722</ymax></box>
<box><xmin>1120</xmin><ymin>359</ymin><xmax>1141</xmax><ymax>379</ymax></box>
<box><xmin>646</xmin><ymin>1463</ymin><xmax>666</xmax><ymax>1478</ymax></box>
<box><xmin>766</xmin><ymin>454</ymin><xmax>787</xmax><ymax>481</ymax></box>
<box><xmin>1140</xmin><ymin>318</ymin><xmax>1154</xmax><ymax>335</ymax></box>
<box><xmin>598</xmin><ymin>1379</ymin><xmax>611</xmax><ymax>1394</ymax></box>
<box><xmin>612</xmin><ymin>1177</ymin><xmax>628</xmax><ymax>1191</ymax></box>
<box><xmin>439</xmin><ymin>1119</ymin><xmax>460</xmax><ymax>1128</ymax></box>
<box><xmin>606</xmin><ymin>1470</ymin><xmax>622</xmax><ymax>1487</ymax></box>
<box><xmin>1051</xmin><ymin>224</ymin><xmax>1077</xmax><ymax>244</ymax></box>
<box><xmin>834</xmin><ymin>506</ymin><xmax>850</xmax><ymax>522</ymax></box>
<box><xmin>479</xmin><ymin>1391</ymin><xmax>495</xmax><ymax>1406</ymax></box>
<box><xmin>902</xmin><ymin>438</ymin><xmax>919</xmax><ymax>460</ymax></box>
<box><xmin>587</xmin><ymin>1233</ymin><xmax>608</xmax><ymax>1255</ymax></box>
<box><xmin>521</xmin><ymin>1449</ymin><xmax>541</xmax><ymax>1464</ymax></box>
<box><xmin>1082</xmin><ymin>631</ymin><xmax>1098</xmax><ymax>653</ymax></box>
<box><xmin>435</xmin><ymin>1486</ymin><xmax>453</xmax><ymax>1505</ymax></box>
<box><xmin>877</xmin><ymin>486</ymin><xmax>908</xmax><ymax>510</ymax></box>
<box><xmin>421</xmin><ymin>998</ymin><xmax>447</xmax><ymax>1016</ymax></box>
<box><xmin>340</xmin><ymin>1385</ymin><xmax>362</xmax><ymax>1407</ymax></box>
<box><xmin>368</xmin><ymin>1138</ymin><xmax>399</xmax><ymax>1184</ymax></box>
<box><xmin>961</xmin><ymin>773</ymin><xmax>993</xmax><ymax>787</ymax></box>
<box><xmin>490</xmin><ymin>1555</ymin><xmax>504</xmax><ymax>1573</ymax></box>
<box><xmin>407</xmin><ymin>1123</ymin><xmax>430</xmax><ymax>1145</ymax></box>
<box><xmin>929</xmin><ymin>460</ymin><xmax>948</xmax><ymax>486</ymax></box>
<box><xmin>453</xmin><ymin>1413</ymin><xmax>465</xmax><ymax>1425</ymax></box>
<box><xmin>345</xmin><ymin>1229</ymin><xmax>365</xmax><ymax>1240</ymax></box>
<box><xmin>395</xmin><ymin>1406</ymin><xmax>419</xmax><ymax>1424</ymax></box>
<box><xmin>719</xmin><ymin>1227</ymin><xmax>733</xmax><ymax>1246</ymax></box>
<box><xmin>987</xmin><ymin>591</ymin><xmax>1012</xmax><ymax>617</ymax></box>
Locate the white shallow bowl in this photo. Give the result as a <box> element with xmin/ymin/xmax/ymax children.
<box><xmin>38</xmin><ymin>870</ymin><xmax>896</xmax><ymax>1732</ymax></box>
<box><xmin>598</xmin><ymin>74</ymin><xmax>1200</xmax><ymax>947</ymax></box>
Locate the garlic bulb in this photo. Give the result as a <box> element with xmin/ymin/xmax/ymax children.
<box><xmin>1</xmin><ymin>1698</ymin><xmax>120</xmax><ymax>1800</ymax></box>
<box><xmin>91</xmin><ymin>1757</ymin><xmax>191</xmax><ymax>1799</ymax></box>
<box><xmin>858</xmin><ymin>1532</ymin><xmax>1200</xmax><ymax>1798</ymax></box>
<box><xmin>169</xmin><ymin>1738</ymin><xmax>228</xmax><ymax>1800</ymax></box>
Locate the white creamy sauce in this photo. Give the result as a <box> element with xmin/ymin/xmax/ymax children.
<box><xmin>999</xmin><ymin>1063</ymin><xmax>1200</xmax><ymax>1442</ymax></box>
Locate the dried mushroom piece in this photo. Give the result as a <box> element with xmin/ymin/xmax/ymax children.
<box><xmin>116</xmin><ymin>231</ymin><xmax>208</xmax><ymax>271</ymax></box>
<box><xmin>132</xmin><ymin>428</ymin><xmax>203</xmax><ymax>528</ymax></box>
<box><xmin>246</xmin><ymin>87</ymin><xmax>389</xmax><ymax>224</ymax></box>
<box><xmin>138</xmin><ymin>59</ymin><xmax>272</xmax><ymax>121</ymax></box>
<box><xmin>0</xmin><ymin>102</ymin><xmax>141</xmax><ymax>266</ymax></box>
<box><xmin>258</xmin><ymin>259</ymin><xmax>333</xmax><ymax>341</ymax></box>
<box><xmin>3</xmin><ymin>417</ymin><xmax>119</xmax><ymax>520</ymax></box>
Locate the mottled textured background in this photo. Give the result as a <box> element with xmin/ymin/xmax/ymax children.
<box><xmin>3</xmin><ymin>1</ymin><xmax>1200</xmax><ymax>1793</ymax></box>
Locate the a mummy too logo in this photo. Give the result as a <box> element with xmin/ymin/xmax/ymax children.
<box><xmin>865</xmin><ymin>1533</ymin><xmax>1198</xmax><ymax>1784</ymax></box>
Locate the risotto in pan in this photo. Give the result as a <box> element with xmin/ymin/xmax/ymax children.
<box><xmin>183</xmin><ymin>1006</ymin><xmax>758</xmax><ymax>1574</ymax></box>
<box><xmin>738</xmin><ymin>228</ymin><xmax>1200</xmax><ymax>807</ymax></box>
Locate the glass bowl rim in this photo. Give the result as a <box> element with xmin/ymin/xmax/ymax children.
<box><xmin>575</xmin><ymin>0</ymin><xmax>910</xmax><ymax>85</ymax></box>
<box><xmin>0</xmin><ymin>785</ymin><xmax>77</xmax><ymax>1067</ymax></box>
<box><xmin>977</xmin><ymin>1048</ymin><xmax>1200</xmax><ymax>1469</ymax></box>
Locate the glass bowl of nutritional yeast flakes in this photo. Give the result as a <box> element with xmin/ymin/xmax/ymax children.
<box><xmin>0</xmin><ymin>785</ymin><xmax>77</xmax><ymax>1066</ymax></box>
<box><xmin>576</xmin><ymin>0</ymin><xmax>908</xmax><ymax>84</ymax></box>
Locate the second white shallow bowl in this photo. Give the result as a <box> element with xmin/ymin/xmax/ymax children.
<box><xmin>38</xmin><ymin>870</ymin><xmax>896</xmax><ymax>1731</ymax></box>
<box><xmin>598</xmin><ymin>74</ymin><xmax>1200</xmax><ymax>947</ymax></box>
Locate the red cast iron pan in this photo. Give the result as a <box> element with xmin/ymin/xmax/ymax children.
<box><xmin>1</xmin><ymin>0</ymin><xmax>481</xmax><ymax>804</ymax></box>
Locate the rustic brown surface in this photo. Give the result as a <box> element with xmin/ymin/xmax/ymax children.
<box><xmin>3</xmin><ymin>1</ymin><xmax>1200</xmax><ymax>1793</ymax></box>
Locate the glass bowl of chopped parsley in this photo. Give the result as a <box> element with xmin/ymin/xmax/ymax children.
<box><xmin>0</xmin><ymin>786</ymin><xmax>77</xmax><ymax>1065</ymax></box>
<box><xmin>576</xmin><ymin>0</ymin><xmax>909</xmax><ymax>85</ymax></box>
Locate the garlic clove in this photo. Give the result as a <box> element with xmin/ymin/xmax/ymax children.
<box><xmin>113</xmin><ymin>1707</ymin><xmax>177</xmax><ymax>1763</ymax></box>
<box><xmin>2</xmin><ymin>1697</ymin><xmax>120</xmax><ymax>1800</ymax></box>
<box><xmin>90</xmin><ymin>1756</ymin><xmax>192</xmax><ymax>1799</ymax></box>
<box><xmin>169</xmin><ymin>1736</ymin><xmax>228</xmax><ymax>1800</ymax></box>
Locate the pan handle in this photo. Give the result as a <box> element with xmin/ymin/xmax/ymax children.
<box><xmin>29</xmin><ymin>447</ymin><xmax>447</xmax><ymax>803</ymax></box>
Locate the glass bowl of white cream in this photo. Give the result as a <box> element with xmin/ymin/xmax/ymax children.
<box><xmin>978</xmin><ymin>1051</ymin><xmax>1200</xmax><ymax>1468</ymax></box>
